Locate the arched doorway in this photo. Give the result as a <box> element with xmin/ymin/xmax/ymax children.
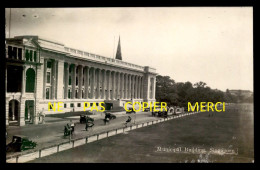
<box><xmin>26</xmin><ymin>68</ymin><xmax>35</xmax><ymax>93</ymax></box>
<box><xmin>25</xmin><ymin>100</ymin><xmax>34</xmax><ymax>123</ymax></box>
<box><xmin>9</xmin><ymin>100</ymin><xmax>19</xmax><ymax>122</ymax></box>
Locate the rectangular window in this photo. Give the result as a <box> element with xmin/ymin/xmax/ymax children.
<box><xmin>69</xmin><ymin>76</ymin><xmax>72</xmax><ymax>85</ymax></box>
<box><xmin>64</xmin><ymin>104</ymin><xmax>67</xmax><ymax>108</ymax></box>
<box><xmin>30</xmin><ymin>50</ymin><xmax>33</xmax><ymax>61</ymax></box>
<box><xmin>25</xmin><ymin>50</ymin><xmax>30</xmax><ymax>61</ymax></box>
<box><xmin>46</xmin><ymin>88</ymin><xmax>50</xmax><ymax>99</ymax></box>
<box><xmin>13</xmin><ymin>47</ymin><xmax>17</xmax><ymax>59</ymax></box>
<box><xmin>70</xmin><ymin>103</ymin><xmax>74</xmax><ymax>108</ymax></box>
<box><xmin>47</xmin><ymin>61</ymin><xmax>52</xmax><ymax>68</ymax></box>
<box><xmin>78</xmin><ymin>103</ymin><xmax>81</xmax><ymax>107</ymax></box>
<box><xmin>47</xmin><ymin>72</ymin><xmax>51</xmax><ymax>84</ymax></box>
<box><xmin>8</xmin><ymin>46</ymin><xmax>12</xmax><ymax>58</ymax></box>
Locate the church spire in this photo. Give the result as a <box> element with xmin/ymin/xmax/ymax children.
<box><xmin>115</xmin><ymin>36</ymin><xmax>122</xmax><ymax>60</ymax></box>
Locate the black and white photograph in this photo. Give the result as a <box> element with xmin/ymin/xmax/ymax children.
<box><xmin>5</xmin><ymin>7</ymin><xmax>254</xmax><ymax>163</ymax></box>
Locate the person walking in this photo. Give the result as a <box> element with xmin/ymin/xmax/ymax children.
<box><xmin>125</xmin><ymin>116</ymin><xmax>132</xmax><ymax>127</ymax></box>
<box><xmin>70</xmin><ymin>120</ymin><xmax>75</xmax><ymax>133</ymax></box>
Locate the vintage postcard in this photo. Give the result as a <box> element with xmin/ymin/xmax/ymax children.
<box><xmin>5</xmin><ymin>7</ymin><xmax>254</xmax><ymax>163</ymax></box>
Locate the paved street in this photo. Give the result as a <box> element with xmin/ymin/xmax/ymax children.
<box><xmin>28</xmin><ymin>104</ymin><xmax>254</xmax><ymax>163</ymax></box>
<box><xmin>6</xmin><ymin>111</ymin><xmax>161</xmax><ymax>157</ymax></box>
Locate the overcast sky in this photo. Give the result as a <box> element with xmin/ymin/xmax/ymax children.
<box><xmin>5</xmin><ymin>7</ymin><xmax>253</xmax><ymax>92</ymax></box>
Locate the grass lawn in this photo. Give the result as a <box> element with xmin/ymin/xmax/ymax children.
<box><xmin>29</xmin><ymin>103</ymin><xmax>254</xmax><ymax>163</ymax></box>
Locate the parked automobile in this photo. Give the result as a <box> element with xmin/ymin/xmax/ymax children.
<box><xmin>151</xmin><ymin>110</ymin><xmax>160</xmax><ymax>116</ymax></box>
<box><xmin>6</xmin><ymin>135</ymin><xmax>37</xmax><ymax>152</ymax></box>
<box><xmin>126</xmin><ymin>108</ymin><xmax>136</xmax><ymax>114</ymax></box>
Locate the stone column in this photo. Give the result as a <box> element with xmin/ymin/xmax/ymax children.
<box><xmin>135</xmin><ymin>76</ymin><xmax>138</xmax><ymax>99</ymax></box>
<box><xmin>51</xmin><ymin>60</ymin><xmax>56</xmax><ymax>99</ymax></box>
<box><xmin>90</xmin><ymin>68</ymin><xmax>95</xmax><ymax>99</ymax></box>
<box><xmin>43</xmin><ymin>59</ymin><xmax>47</xmax><ymax>99</ymax></box>
<box><xmin>117</xmin><ymin>72</ymin><xmax>121</xmax><ymax>99</ymax></box>
<box><xmin>96</xmin><ymin>69</ymin><xmax>100</xmax><ymax>99</ymax></box>
<box><xmin>107</xmin><ymin>70</ymin><xmax>111</xmax><ymax>100</ymax></box>
<box><xmin>141</xmin><ymin>77</ymin><xmax>144</xmax><ymax>98</ymax></box>
<box><xmin>78</xmin><ymin>65</ymin><xmax>83</xmax><ymax>99</ymax></box>
<box><xmin>64</xmin><ymin>63</ymin><xmax>69</xmax><ymax>99</ymax></box>
<box><xmin>84</xmin><ymin>66</ymin><xmax>89</xmax><ymax>99</ymax></box>
<box><xmin>116</xmin><ymin>72</ymin><xmax>119</xmax><ymax>99</ymax></box>
<box><xmin>102</xmin><ymin>70</ymin><xmax>106</xmax><ymax>99</ymax></box>
<box><xmin>136</xmin><ymin>76</ymin><xmax>139</xmax><ymax>99</ymax></box>
<box><xmin>138</xmin><ymin>76</ymin><xmax>141</xmax><ymax>99</ymax></box>
<box><xmin>153</xmin><ymin>76</ymin><xmax>156</xmax><ymax>99</ymax></box>
<box><xmin>20</xmin><ymin>100</ymin><xmax>26</xmax><ymax>126</ymax></box>
<box><xmin>22</xmin><ymin>48</ymin><xmax>25</xmax><ymax>61</ymax></box>
<box><xmin>112</xmin><ymin>71</ymin><xmax>115</xmax><ymax>100</ymax></box>
<box><xmin>121</xmin><ymin>73</ymin><xmax>124</xmax><ymax>99</ymax></box>
<box><xmin>132</xmin><ymin>75</ymin><xmax>135</xmax><ymax>99</ymax></box>
<box><xmin>22</xmin><ymin>66</ymin><xmax>26</xmax><ymax>95</ymax></box>
<box><xmin>125</xmin><ymin>74</ymin><xmax>128</xmax><ymax>99</ymax></box>
<box><xmin>55</xmin><ymin>60</ymin><xmax>59</xmax><ymax>99</ymax></box>
<box><xmin>72</xmin><ymin>64</ymin><xmax>76</xmax><ymax>99</ymax></box>
<box><xmin>128</xmin><ymin>75</ymin><xmax>131</xmax><ymax>99</ymax></box>
<box><xmin>131</xmin><ymin>75</ymin><xmax>134</xmax><ymax>99</ymax></box>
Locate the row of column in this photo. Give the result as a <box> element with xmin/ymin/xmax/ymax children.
<box><xmin>63</xmin><ymin>63</ymin><xmax>144</xmax><ymax>100</ymax></box>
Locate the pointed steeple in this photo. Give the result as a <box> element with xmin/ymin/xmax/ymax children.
<box><xmin>115</xmin><ymin>36</ymin><xmax>122</xmax><ymax>60</ymax></box>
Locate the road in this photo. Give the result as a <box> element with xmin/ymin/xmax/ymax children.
<box><xmin>6</xmin><ymin>111</ymin><xmax>160</xmax><ymax>157</ymax></box>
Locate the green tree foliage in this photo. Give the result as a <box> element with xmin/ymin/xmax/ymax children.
<box><xmin>155</xmin><ymin>75</ymin><xmax>239</xmax><ymax>106</ymax></box>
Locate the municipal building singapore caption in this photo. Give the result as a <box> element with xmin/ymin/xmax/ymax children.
<box><xmin>6</xmin><ymin>35</ymin><xmax>157</xmax><ymax>126</ymax></box>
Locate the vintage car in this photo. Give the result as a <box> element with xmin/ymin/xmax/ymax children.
<box><xmin>126</xmin><ymin>108</ymin><xmax>136</xmax><ymax>114</ymax></box>
<box><xmin>151</xmin><ymin>109</ymin><xmax>160</xmax><ymax>116</ymax></box>
<box><xmin>80</xmin><ymin>112</ymin><xmax>94</xmax><ymax>124</ymax></box>
<box><xmin>6</xmin><ymin>135</ymin><xmax>37</xmax><ymax>152</ymax></box>
<box><xmin>105</xmin><ymin>112</ymin><xmax>116</xmax><ymax>120</ymax></box>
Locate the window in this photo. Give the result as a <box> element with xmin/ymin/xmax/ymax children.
<box><xmin>76</xmin><ymin>77</ymin><xmax>78</xmax><ymax>86</ymax></box>
<box><xmin>47</xmin><ymin>61</ymin><xmax>52</xmax><ymax>68</ymax></box>
<box><xmin>90</xmin><ymin>103</ymin><xmax>93</xmax><ymax>107</ymax></box>
<box><xmin>69</xmin><ymin>76</ymin><xmax>72</xmax><ymax>85</ymax></box>
<box><xmin>70</xmin><ymin>103</ymin><xmax>74</xmax><ymax>108</ymax></box>
<box><xmin>29</xmin><ymin>50</ymin><xmax>33</xmax><ymax>61</ymax></box>
<box><xmin>47</xmin><ymin>72</ymin><xmax>51</xmax><ymax>84</ymax></box>
<box><xmin>46</xmin><ymin>88</ymin><xmax>50</xmax><ymax>99</ymax></box>
<box><xmin>77</xmin><ymin>103</ymin><xmax>81</xmax><ymax>107</ymax></box>
<box><xmin>8</xmin><ymin>46</ymin><xmax>12</xmax><ymax>58</ymax></box>
<box><xmin>64</xmin><ymin>104</ymin><xmax>67</xmax><ymax>108</ymax></box>
<box><xmin>34</xmin><ymin>51</ymin><xmax>37</xmax><ymax>62</ymax></box>
<box><xmin>18</xmin><ymin>48</ymin><xmax>22</xmax><ymax>60</ymax></box>
<box><xmin>25</xmin><ymin>50</ymin><xmax>30</xmax><ymax>61</ymax></box>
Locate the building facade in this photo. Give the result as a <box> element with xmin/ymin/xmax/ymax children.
<box><xmin>5</xmin><ymin>35</ymin><xmax>157</xmax><ymax>126</ymax></box>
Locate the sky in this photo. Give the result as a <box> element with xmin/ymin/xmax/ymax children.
<box><xmin>5</xmin><ymin>7</ymin><xmax>253</xmax><ymax>92</ymax></box>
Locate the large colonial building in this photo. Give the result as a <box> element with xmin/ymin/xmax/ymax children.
<box><xmin>5</xmin><ymin>35</ymin><xmax>157</xmax><ymax>126</ymax></box>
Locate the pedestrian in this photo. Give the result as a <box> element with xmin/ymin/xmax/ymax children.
<box><xmin>70</xmin><ymin>120</ymin><xmax>75</xmax><ymax>132</ymax></box>
<box><xmin>125</xmin><ymin>116</ymin><xmax>132</xmax><ymax>127</ymax></box>
<box><xmin>41</xmin><ymin>108</ymin><xmax>45</xmax><ymax>124</ymax></box>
